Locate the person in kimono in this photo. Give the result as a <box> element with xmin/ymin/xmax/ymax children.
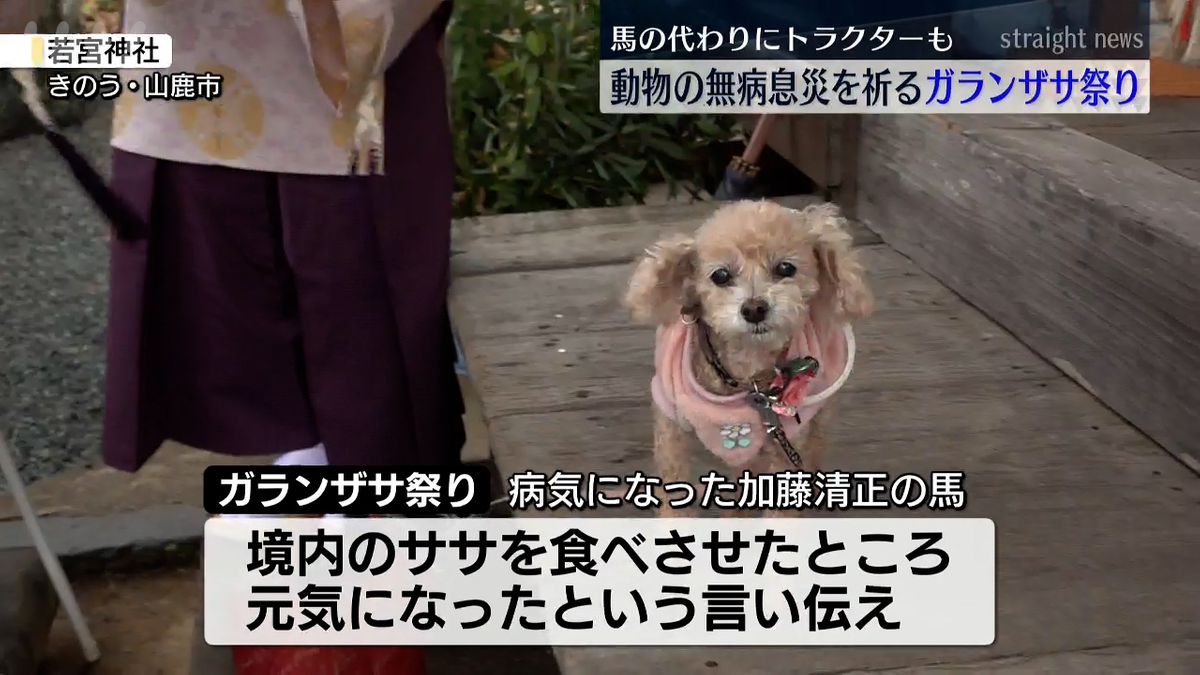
<box><xmin>97</xmin><ymin>0</ymin><xmax>463</xmax><ymax>474</ymax></box>
<box><xmin>106</xmin><ymin>2</ymin><xmax>453</xmax><ymax>673</ymax></box>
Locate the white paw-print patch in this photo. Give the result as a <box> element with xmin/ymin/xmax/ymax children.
<box><xmin>720</xmin><ymin>422</ymin><xmax>753</xmax><ymax>449</ymax></box>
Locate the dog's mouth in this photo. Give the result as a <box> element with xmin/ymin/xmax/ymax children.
<box><xmin>749</xmin><ymin>325</ymin><xmax>772</xmax><ymax>336</ymax></box>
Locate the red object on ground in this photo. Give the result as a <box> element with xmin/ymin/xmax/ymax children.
<box><xmin>232</xmin><ymin>646</ymin><xmax>425</xmax><ymax>675</ymax></box>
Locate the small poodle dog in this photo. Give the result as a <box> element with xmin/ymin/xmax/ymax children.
<box><xmin>624</xmin><ymin>200</ymin><xmax>873</xmax><ymax>516</ymax></box>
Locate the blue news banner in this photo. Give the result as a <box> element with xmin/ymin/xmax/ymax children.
<box><xmin>600</xmin><ymin>0</ymin><xmax>1151</xmax><ymax>114</ymax></box>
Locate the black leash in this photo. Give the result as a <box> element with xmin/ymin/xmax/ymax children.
<box><xmin>43</xmin><ymin>127</ymin><xmax>142</xmax><ymax>241</ymax></box>
<box><xmin>696</xmin><ymin>320</ymin><xmax>745</xmax><ymax>390</ymax></box>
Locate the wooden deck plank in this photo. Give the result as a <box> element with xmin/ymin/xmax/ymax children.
<box><xmin>831</xmin><ymin>640</ymin><xmax>1200</xmax><ymax>673</ymax></box>
<box><xmin>556</xmin><ymin>481</ymin><xmax>1199</xmax><ymax>673</ymax></box>
<box><xmin>460</xmin><ymin>313</ymin><xmax>1058</xmax><ymax>420</ymax></box>
<box><xmin>1089</xmin><ymin>130</ymin><xmax>1200</xmax><ymax>161</ymax></box>
<box><xmin>451</xmin><ymin>195</ymin><xmax>881</xmax><ymax>277</ymax></box>
<box><xmin>559</xmin><ymin>510</ymin><xmax>1197</xmax><ymax>672</ymax></box>
<box><xmin>857</xmin><ymin>113</ymin><xmax>1200</xmax><ymax>471</ymax></box>
<box><xmin>1059</xmin><ymin>98</ymin><xmax>1200</xmax><ymax>133</ymax></box>
<box><xmin>450</xmin><ymin>246</ymin><xmax>959</xmax><ymax>342</ymax></box>
<box><xmin>486</xmin><ymin>376</ymin><xmax>1181</xmax><ymax>485</ymax></box>
<box><xmin>448</xmin><ymin>202</ymin><xmax>1200</xmax><ymax>674</ymax></box>
<box><xmin>452</xmin><ymin>194</ymin><xmax>823</xmax><ymax>241</ymax></box>
<box><xmin>1157</xmin><ymin>157</ymin><xmax>1200</xmax><ymax>181</ymax></box>
<box><xmin>1058</xmin><ymin>98</ymin><xmax>1200</xmax><ymax>182</ymax></box>
<box><xmin>453</xmin><ymin>247</ymin><xmax>1061</xmax><ymax>420</ymax></box>
<box><xmin>512</xmin><ymin>404</ymin><xmax>1199</xmax><ymax>671</ymax></box>
<box><xmin>558</xmin><ymin>630</ymin><xmax>1200</xmax><ymax>675</ymax></box>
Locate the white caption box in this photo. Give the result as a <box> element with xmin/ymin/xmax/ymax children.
<box><xmin>0</xmin><ymin>34</ymin><xmax>172</xmax><ymax>68</ymax></box>
<box><xmin>205</xmin><ymin>517</ymin><xmax>995</xmax><ymax>646</ymax></box>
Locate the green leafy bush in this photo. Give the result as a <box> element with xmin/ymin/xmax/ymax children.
<box><xmin>447</xmin><ymin>0</ymin><xmax>737</xmax><ymax>217</ymax></box>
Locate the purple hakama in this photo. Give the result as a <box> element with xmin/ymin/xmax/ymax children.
<box><xmin>102</xmin><ymin>16</ymin><xmax>464</xmax><ymax>471</ymax></box>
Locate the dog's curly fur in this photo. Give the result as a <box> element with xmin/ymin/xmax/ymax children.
<box><xmin>625</xmin><ymin>200</ymin><xmax>873</xmax><ymax>516</ymax></box>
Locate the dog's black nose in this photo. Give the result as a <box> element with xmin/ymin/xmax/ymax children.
<box><xmin>740</xmin><ymin>298</ymin><xmax>770</xmax><ymax>324</ymax></box>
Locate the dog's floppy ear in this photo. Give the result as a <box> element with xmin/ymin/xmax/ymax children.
<box><xmin>624</xmin><ymin>234</ymin><xmax>697</xmax><ymax>325</ymax></box>
<box><xmin>805</xmin><ymin>202</ymin><xmax>874</xmax><ymax>319</ymax></box>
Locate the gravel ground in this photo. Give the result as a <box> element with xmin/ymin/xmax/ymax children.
<box><xmin>0</xmin><ymin>103</ymin><xmax>114</xmax><ymax>486</ymax></box>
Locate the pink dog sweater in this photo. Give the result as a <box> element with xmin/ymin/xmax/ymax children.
<box><xmin>651</xmin><ymin>319</ymin><xmax>856</xmax><ymax>466</ymax></box>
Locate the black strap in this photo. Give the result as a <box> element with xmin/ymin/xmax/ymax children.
<box><xmin>768</xmin><ymin>425</ymin><xmax>805</xmax><ymax>468</ymax></box>
<box><xmin>44</xmin><ymin>129</ymin><xmax>142</xmax><ymax>241</ymax></box>
<box><xmin>697</xmin><ymin>321</ymin><xmax>742</xmax><ymax>389</ymax></box>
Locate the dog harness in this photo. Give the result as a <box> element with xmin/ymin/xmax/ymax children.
<box><xmin>651</xmin><ymin>318</ymin><xmax>856</xmax><ymax>467</ymax></box>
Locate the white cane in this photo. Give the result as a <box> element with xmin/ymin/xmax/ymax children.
<box><xmin>0</xmin><ymin>431</ymin><xmax>100</xmax><ymax>663</ymax></box>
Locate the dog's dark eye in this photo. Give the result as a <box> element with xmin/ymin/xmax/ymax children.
<box><xmin>774</xmin><ymin>261</ymin><xmax>797</xmax><ymax>278</ymax></box>
<box><xmin>709</xmin><ymin>268</ymin><xmax>733</xmax><ymax>287</ymax></box>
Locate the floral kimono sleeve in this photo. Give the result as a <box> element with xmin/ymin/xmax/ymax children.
<box><xmin>285</xmin><ymin>0</ymin><xmax>446</xmax><ymax>174</ymax></box>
